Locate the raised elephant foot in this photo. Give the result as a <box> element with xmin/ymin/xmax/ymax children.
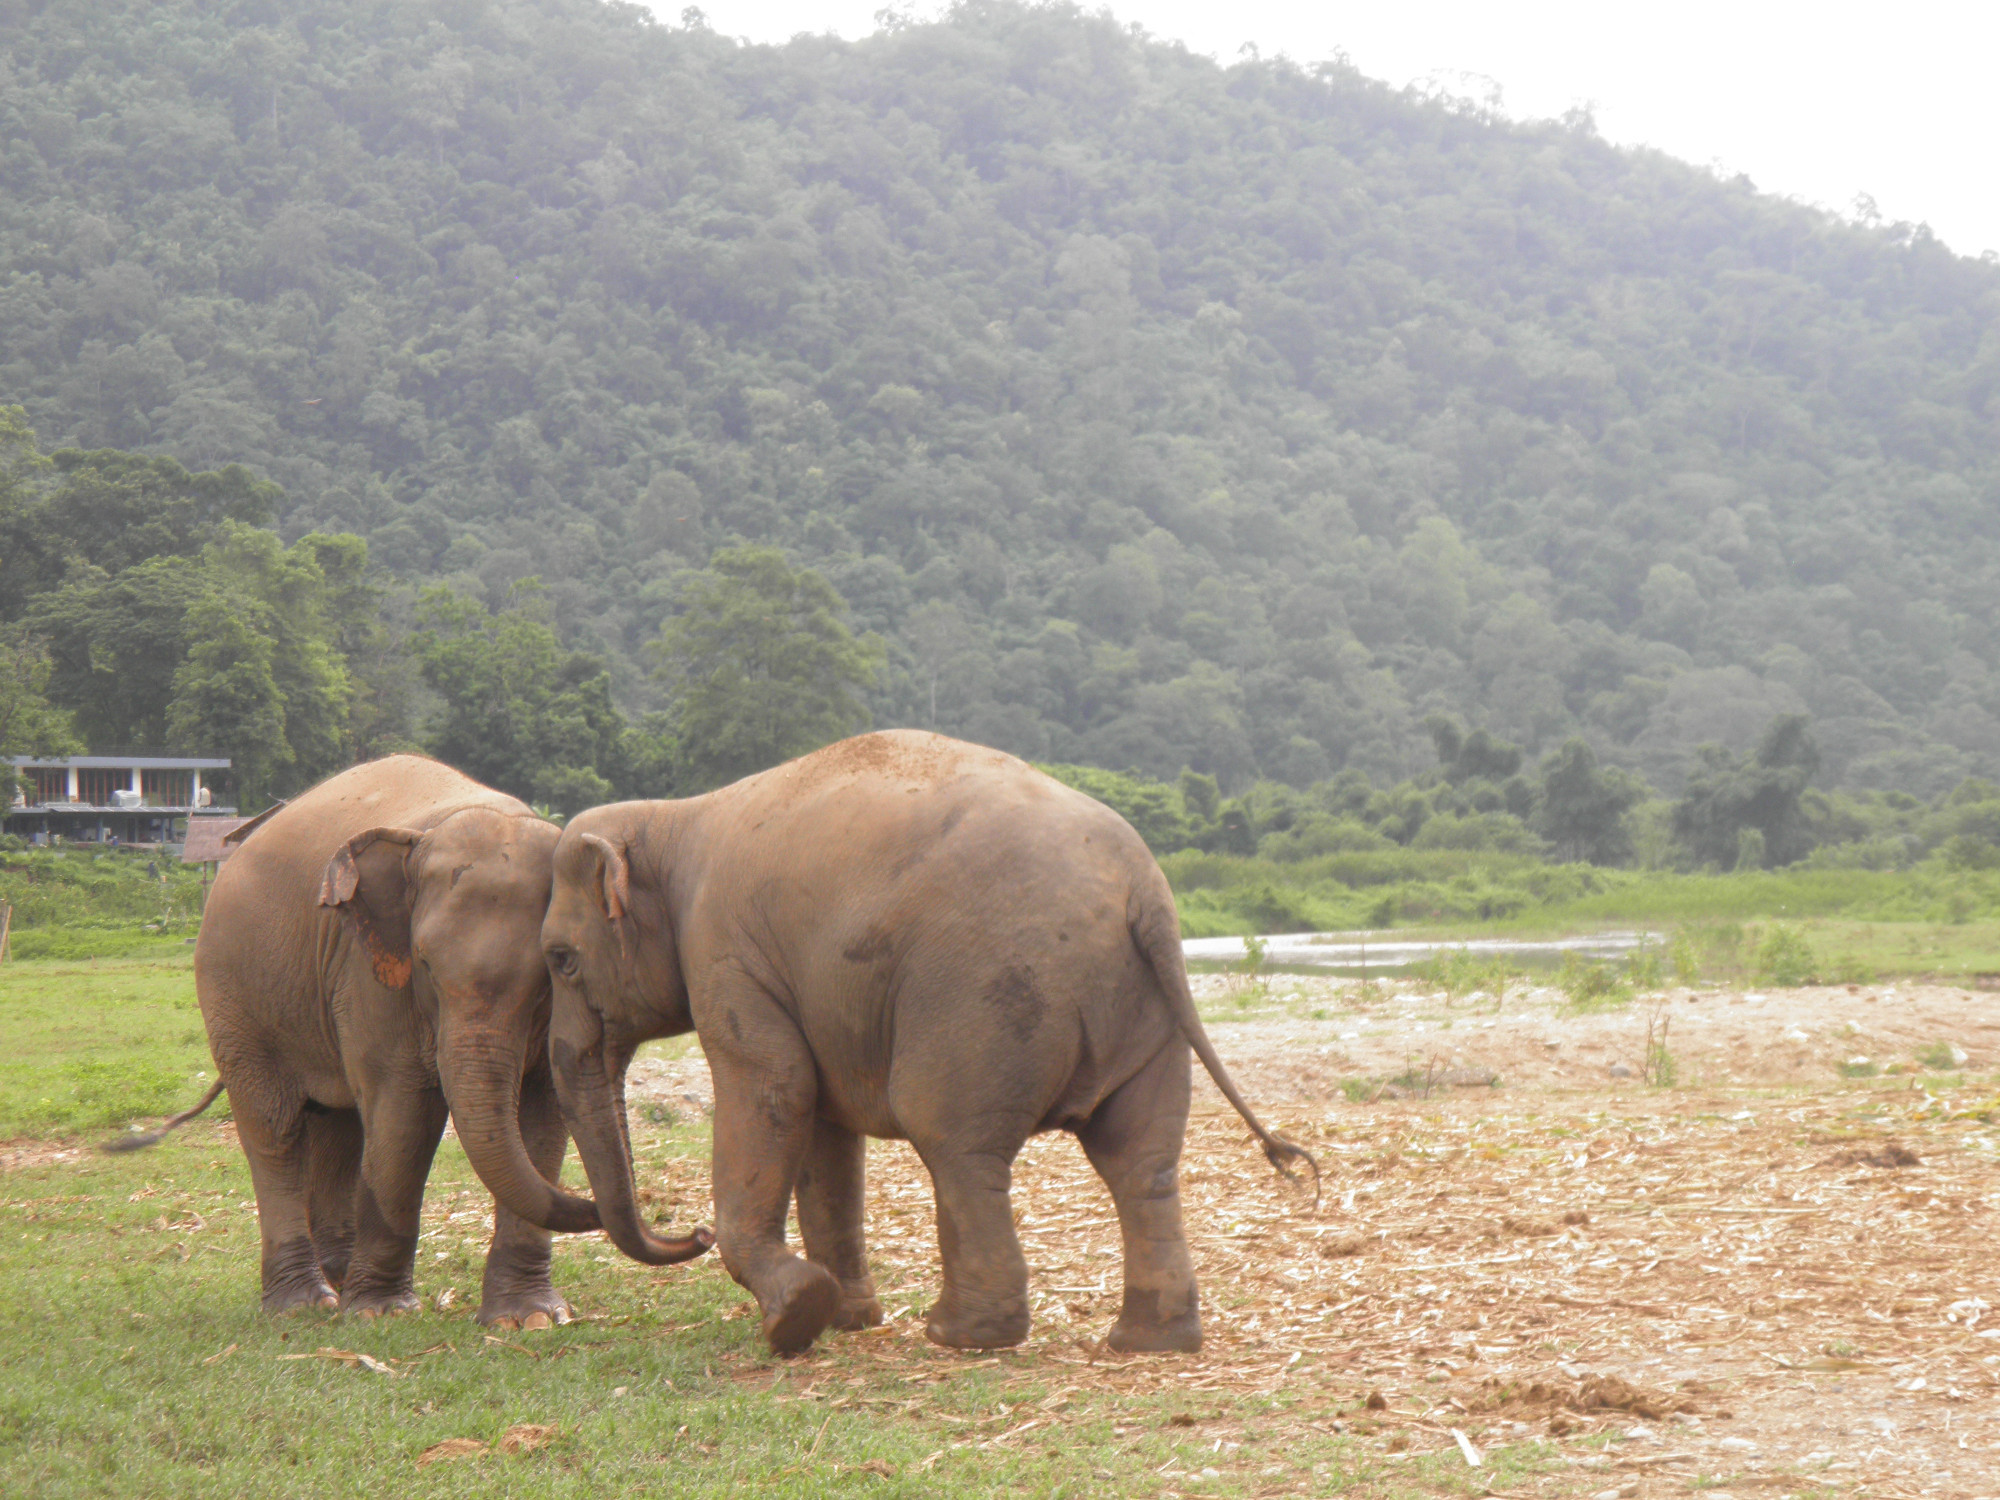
<box><xmin>478</xmin><ymin>1290</ymin><xmax>573</xmax><ymax>1331</ymax></box>
<box><xmin>342</xmin><ymin>1288</ymin><xmax>421</xmax><ymax>1319</ymax></box>
<box><xmin>923</xmin><ymin>1298</ymin><xmax>1029</xmax><ymax>1350</ymax></box>
<box><xmin>1104</xmin><ymin>1288</ymin><xmax>1202</xmax><ymax>1354</ymax></box>
<box><xmin>759</xmin><ymin>1261</ymin><xmax>842</xmax><ymax>1356</ymax></box>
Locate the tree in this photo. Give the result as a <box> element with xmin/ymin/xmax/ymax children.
<box><xmin>655</xmin><ymin>547</ymin><xmax>883</xmax><ymax>789</ymax></box>
<box><xmin>0</xmin><ymin>631</ymin><xmax>83</xmax><ymax>806</ymax></box>
<box><xmin>1672</xmin><ymin>714</ymin><xmax>1822</xmax><ymax>868</ymax></box>
<box><xmin>0</xmin><ymin>439</ymin><xmax>275</xmax><ymax>619</ymax></box>
<box><xmin>1535</xmin><ymin>738</ymin><xmax>1648</xmax><ymax>864</ymax></box>
<box><xmin>411</xmin><ymin>583</ymin><xmax>634</xmax><ymax>815</ymax></box>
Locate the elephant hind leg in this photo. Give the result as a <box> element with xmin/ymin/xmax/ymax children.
<box><xmin>1076</xmin><ymin>1040</ymin><xmax>1201</xmax><ymax>1354</ymax></box>
<box><xmin>305</xmin><ymin>1107</ymin><xmax>364</xmax><ymax>1290</ymax></box>
<box><xmin>896</xmin><ymin>1078</ymin><xmax>1036</xmax><ymax>1350</ymax></box>
<box><xmin>231</xmin><ymin>1081</ymin><xmax>338</xmax><ymax>1314</ymax></box>
<box><xmin>795</xmin><ymin>1120</ymin><xmax>883</xmax><ymax>1331</ymax></box>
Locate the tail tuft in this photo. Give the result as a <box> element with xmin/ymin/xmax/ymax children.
<box><xmin>1259</xmin><ymin>1135</ymin><xmax>1322</xmax><ymax>1210</ymax></box>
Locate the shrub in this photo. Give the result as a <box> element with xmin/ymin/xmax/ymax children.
<box><xmin>1754</xmin><ymin>924</ymin><xmax>1820</xmax><ymax>986</ymax></box>
<box><xmin>1557</xmin><ymin>953</ymin><xmax>1631</xmax><ymax>1010</ymax></box>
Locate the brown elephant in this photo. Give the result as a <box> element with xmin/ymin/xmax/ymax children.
<box><xmin>520</xmin><ymin>730</ymin><xmax>1314</xmax><ymax>1355</ymax></box>
<box><xmin>135</xmin><ymin>756</ymin><xmax>709</xmax><ymax>1323</ymax></box>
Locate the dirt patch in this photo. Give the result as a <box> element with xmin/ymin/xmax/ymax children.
<box><xmin>624</xmin><ymin>979</ymin><xmax>2000</xmax><ymax>1493</ymax></box>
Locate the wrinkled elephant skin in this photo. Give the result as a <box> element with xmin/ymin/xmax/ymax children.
<box><xmin>536</xmin><ymin>731</ymin><xmax>1313</xmax><ymax>1356</ymax></box>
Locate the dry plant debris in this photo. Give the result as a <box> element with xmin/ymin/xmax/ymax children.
<box><xmin>614</xmin><ymin>979</ymin><xmax>2000</xmax><ymax>1494</ymax></box>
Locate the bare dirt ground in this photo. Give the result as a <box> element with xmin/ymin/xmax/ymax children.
<box><xmin>626</xmin><ymin>977</ymin><xmax>2000</xmax><ymax>1498</ymax></box>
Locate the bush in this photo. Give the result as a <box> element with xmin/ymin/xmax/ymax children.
<box><xmin>1557</xmin><ymin>953</ymin><xmax>1631</xmax><ymax>1009</ymax></box>
<box><xmin>1754</xmin><ymin>924</ymin><xmax>1820</xmax><ymax>986</ymax></box>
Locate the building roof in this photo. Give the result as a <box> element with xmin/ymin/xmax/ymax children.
<box><xmin>7</xmin><ymin>755</ymin><xmax>230</xmax><ymax>770</ymax></box>
<box><xmin>180</xmin><ymin>815</ymin><xmax>252</xmax><ymax>864</ymax></box>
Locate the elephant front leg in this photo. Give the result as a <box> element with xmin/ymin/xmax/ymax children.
<box><xmin>1077</xmin><ymin>1041</ymin><xmax>1202</xmax><ymax>1354</ymax></box>
<box><xmin>795</xmin><ymin>1119</ymin><xmax>883</xmax><ymax>1331</ymax></box>
<box><xmin>477</xmin><ymin>1067</ymin><xmax>574</xmax><ymax>1330</ymax></box>
<box><xmin>340</xmin><ymin>1087</ymin><xmax>448</xmax><ymax>1318</ymax></box>
<box><xmin>706</xmin><ymin>1006</ymin><xmax>842</xmax><ymax>1355</ymax></box>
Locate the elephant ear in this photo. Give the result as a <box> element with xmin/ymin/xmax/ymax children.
<box><xmin>577</xmin><ymin>832</ymin><xmax>631</xmax><ymax>924</ymax></box>
<box><xmin>319</xmin><ymin>826</ymin><xmax>426</xmax><ymax>988</ymax></box>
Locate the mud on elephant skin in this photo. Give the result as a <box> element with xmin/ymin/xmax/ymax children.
<box><xmin>134</xmin><ymin>756</ymin><xmax>710</xmax><ymax>1326</ymax></box>
<box><xmin>533</xmin><ymin>730</ymin><xmax>1315</xmax><ymax>1357</ymax></box>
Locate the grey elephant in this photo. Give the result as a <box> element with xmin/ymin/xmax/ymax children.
<box><xmin>123</xmin><ymin>756</ymin><xmax>709</xmax><ymax>1323</ymax></box>
<box><xmin>507</xmin><ymin>730</ymin><xmax>1314</xmax><ymax>1355</ymax></box>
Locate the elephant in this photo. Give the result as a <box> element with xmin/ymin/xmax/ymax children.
<box><xmin>517</xmin><ymin>730</ymin><xmax>1315</xmax><ymax>1356</ymax></box>
<box><xmin>125</xmin><ymin>756</ymin><xmax>710</xmax><ymax>1323</ymax></box>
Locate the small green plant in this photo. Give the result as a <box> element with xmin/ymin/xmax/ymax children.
<box><xmin>1641</xmin><ymin>1002</ymin><xmax>1677</xmax><ymax>1087</ymax></box>
<box><xmin>1838</xmin><ymin>1058</ymin><xmax>1879</xmax><ymax>1078</ymax></box>
<box><xmin>1754</xmin><ymin>924</ymin><xmax>1820</xmax><ymax>986</ymax></box>
<box><xmin>1557</xmin><ymin>952</ymin><xmax>1631</xmax><ymax>1010</ymax></box>
<box><xmin>1239</xmin><ymin>933</ymin><xmax>1268</xmax><ymax>974</ymax></box>
<box><xmin>1407</xmin><ymin>947</ymin><xmax>1515</xmax><ymax>1004</ymax></box>
<box><xmin>1340</xmin><ymin>1077</ymin><xmax>1382</xmax><ymax>1104</ymax></box>
<box><xmin>1916</xmin><ymin>1041</ymin><xmax>1966</xmax><ymax>1072</ymax></box>
<box><xmin>1669</xmin><ymin>928</ymin><xmax>1700</xmax><ymax>986</ymax></box>
<box><xmin>1627</xmin><ymin>940</ymin><xmax>1665</xmax><ymax>991</ymax></box>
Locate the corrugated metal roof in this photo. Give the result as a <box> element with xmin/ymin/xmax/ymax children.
<box><xmin>180</xmin><ymin>816</ymin><xmax>251</xmax><ymax>864</ymax></box>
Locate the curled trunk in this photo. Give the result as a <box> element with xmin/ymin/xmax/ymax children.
<box><xmin>440</xmin><ymin>1035</ymin><xmax>602</xmax><ymax>1236</ymax></box>
<box><xmin>550</xmin><ymin>1010</ymin><xmax>712</xmax><ymax>1265</ymax></box>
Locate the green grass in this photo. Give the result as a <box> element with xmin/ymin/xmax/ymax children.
<box><xmin>0</xmin><ymin>957</ymin><xmax>214</xmax><ymax>1137</ymax></box>
<box><xmin>0</xmin><ymin>958</ymin><xmax>1553</xmax><ymax>1498</ymax></box>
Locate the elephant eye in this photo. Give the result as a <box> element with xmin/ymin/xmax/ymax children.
<box><xmin>547</xmin><ymin>946</ymin><xmax>580</xmax><ymax>979</ymax></box>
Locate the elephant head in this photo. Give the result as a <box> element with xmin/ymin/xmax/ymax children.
<box><xmin>316</xmin><ymin>805</ymin><xmax>702</xmax><ymax>1252</ymax></box>
<box><xmin>537</xmin><ymin>805</ymin><xmax>706</xmax><ymax>1266</ymax></box>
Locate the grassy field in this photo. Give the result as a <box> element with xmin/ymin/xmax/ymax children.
<box><xmin>0</xmin><ymin>958</ymin><xmax>1538</xmax><ymax>1498</ymax></box>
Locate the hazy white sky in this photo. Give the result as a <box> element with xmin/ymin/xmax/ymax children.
<box><xmin>653</xmin><ymin>0</ymin><xmax>1999</xmax><ymax>260</ymax></box>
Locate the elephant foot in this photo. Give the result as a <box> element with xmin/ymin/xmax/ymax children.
<box><xmin>831</xmin><ymin>1292</ymin><xmax>885</xmax><ymax>1332</ymax></box>
<box><xmin>1105</xmin><ymin>1287</ymin><xmax>1202</xmax><ymax>1354</ymax></box>
<box><xmin>477</xmin><ymin>1289</ymin><xmax>573</xmax><ymax>1331</ymax></box>
<box><xmin>759</xmin><ymin>1260</ymin><xmax>841</xmax><ymax>1356</ymax></box>
<box><xmin>261</xmin><ymin>1282</ymin><xmax>339</xmax><ymax>1315</ymax></box>
<box><xmin>924</xmin><ymin>1297</ymin><xmax>1029</xmax><ymax>1350</ymax></box>
<box><xmin>262</xmin><ymin>1236</ymin><xmax>339</xmax><ymax>1313</ymax></box>
<box><xmin>342</xmin><ymin>1288</ymin><xmax>421</xmax><ymax>1319</ymax></box>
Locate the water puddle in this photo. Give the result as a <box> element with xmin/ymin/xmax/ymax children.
<box><xmin>1182</xmin><ymin>929</ymin><xmax>1657</xmax><ymax>977</ymax></box>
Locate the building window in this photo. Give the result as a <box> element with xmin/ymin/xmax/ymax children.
<box><xmin>26</xmin><ymin>767</ymin><xmax>67</xmax><ymax>803</ymax></box>
<box><xmin>141</xmin><ymin>769</ymin><xmax>192</xmax><ymax>806</ymax></box>
<box><xmin>76</xmin><ymin>768</ymin><xmax>122</xmax><ymax>805</ymax></box>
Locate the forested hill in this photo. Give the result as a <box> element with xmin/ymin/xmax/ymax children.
<box><xmin>4</xmin><ymin>0</ymin><xmax>1998</xmax><ymax>796</ymax></box>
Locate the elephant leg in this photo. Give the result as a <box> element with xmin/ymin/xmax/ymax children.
<box><xmin>340</xmin><ymin>1086</ymin><xmax>448</xmax><ymax>1318</ymax></box>
<box><xmin>704</xmin><ymin>997</ymin><xmax>841</xmax><ymax>1355</ymax></box>
<box><xmin>233</xmin><ymin>1084</ymin><xmax>337</xmax><ymax>1314</ymax></box>
<box><xmin>907</xmin><ymin>1136</ymin><xmax>1032</xmax><ymax>1350</ymax></box>
<box><xmin>305</xmin><ymin>1107</ymin><xmax>364</xmax><ymax>1291</ymax></box>
<box><xmin>1076</xmin><ymin>1040</ymin><xmax>1201</xmax><ymax>1354</ymax></box>
<box><xmin>477</xmin><ymin>1066</ymin><xmax>573</xmax><ymax>1329</ymax></box>
<box><xmin>795</xmin><ymin>1119</ymin><xmax>882</xmax><ymax>1330</ymax></box>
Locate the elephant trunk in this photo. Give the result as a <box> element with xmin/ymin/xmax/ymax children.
<box><xmin>551</xmin><ymin>1007</ymin><xmax>712</xmax><ymax>1266</ymax></box>
<box><xmin>440</xmin><ymin>1031</ymin><xmax>602</xmax><ymax>1236</ymax></box>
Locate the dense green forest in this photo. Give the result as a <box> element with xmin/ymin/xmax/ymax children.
<box><xmin>2</xmin><ymin>0</ymin><xmax>1997</xmax><ymax>826</ymax></box>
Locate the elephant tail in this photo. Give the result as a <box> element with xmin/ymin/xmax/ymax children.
<box><xmin>1129</xmin><ymin>892</ymin><xmax>1321</xmax><ymax>1209</ymax></box>
<box><xmin>101</xmin><ymin>1077</ymin><xmax>227</xmax><ymax>1154</ymax></box>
